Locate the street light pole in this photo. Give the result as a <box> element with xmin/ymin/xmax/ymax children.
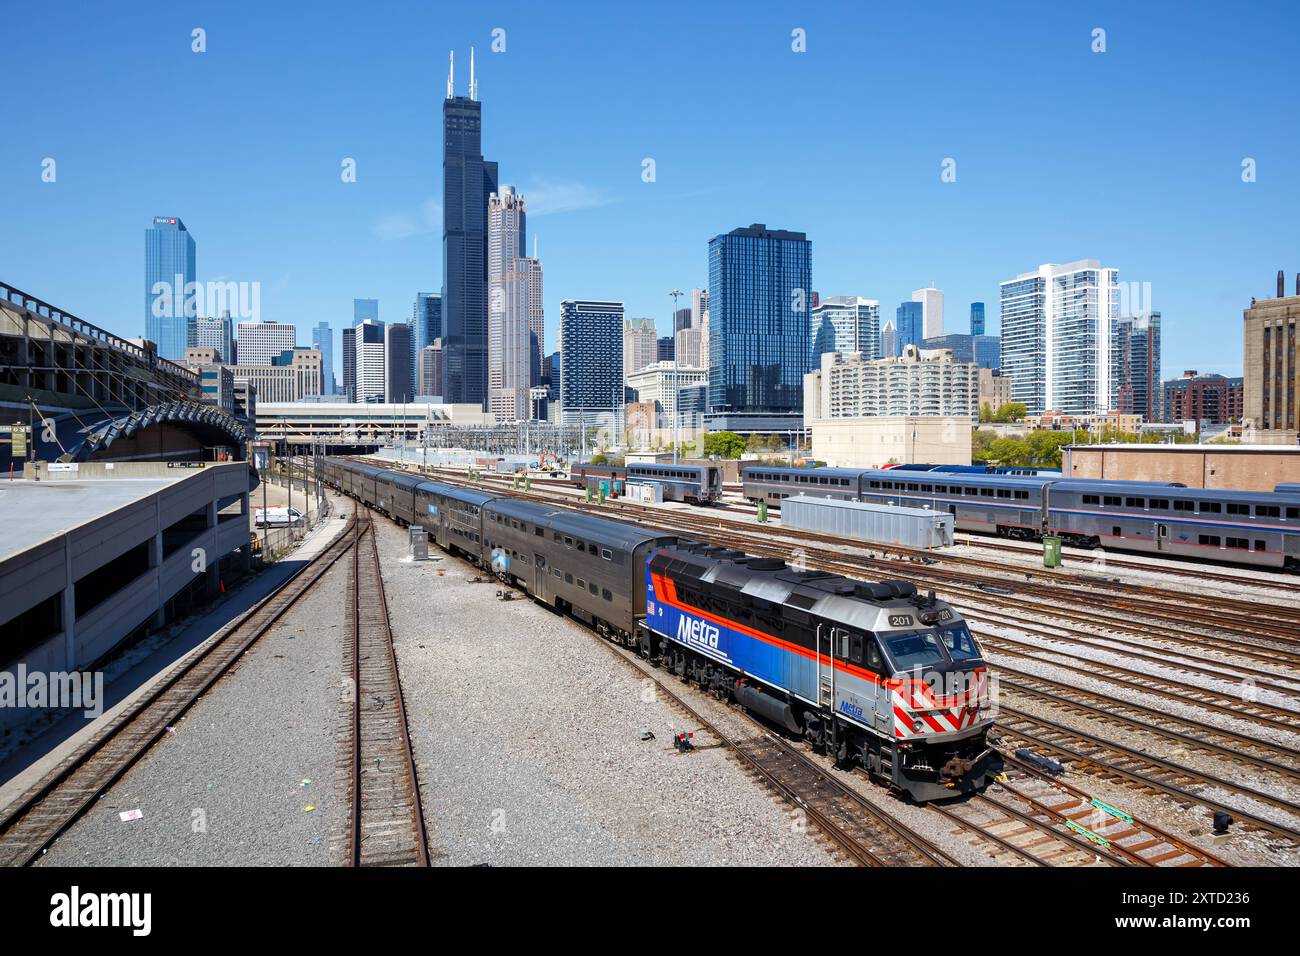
<box><xmin>669</xmin><ymin>289</ymin><xmax>683</xmax><ymax>463</ymax></box>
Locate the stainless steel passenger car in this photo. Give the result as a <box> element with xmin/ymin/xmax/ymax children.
<box><xmin>741</xmin><ymin>466</ymin><xmax>865</xmax><ymax>507</ymax></box>
<box><xmin>1046</xmin><ymin>481</ymin><xmax>1300</xmax><ymax>570</ymax></box>
<box><xmin>626</xmin><ymin>462</ymin><xmax>723</xmax><ymax>503</ymax></box>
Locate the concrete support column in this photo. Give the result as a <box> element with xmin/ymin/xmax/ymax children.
<box><xmin>62</xmin><ymin>535</ymin><xmax>77</xmax><ymax>671</ymax></box>
<box><xmin>150</xmin><ymin>529</ymin><xmax>166</xmax><ymax>629</ymax></box>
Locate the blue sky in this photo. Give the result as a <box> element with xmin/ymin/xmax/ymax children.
<box><xmin>3</xmin><ymin>1</ymin><xmax>1296</xmax><ymax>378</ymax></box>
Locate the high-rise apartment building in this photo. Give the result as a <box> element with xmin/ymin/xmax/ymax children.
<box><xmin>1111</xmin><ymin>312</ymin><xmax>1162</xmax><ymax>421</ymax></box>
<box><xmin>623</xmin><ymin>318</ymin><xmax>657</xmax><ymax>378</ymax></box>
<box><xmin>145</xmin><ymin>217</ymin><xmax>197</xmax><ymax>361</ymax></box>
<box><xmin>970</xmin><ymin>302</ymin><xmax>986</xmax><ymax>336</ymax></box>
<box><xmin>559</xmin><ymin>300</ymin><xmax>623</xmax><ymax>427</ymax></box>
<box><xmin>803</xmin><ymin>346</ymin><xmax>979</xmax><ymax>421</ymax></box>
<box><xmin>1000</xmin><ymin>259</ymin><xmax>1120</xmax><ymax>416</ymax></box>
<box><xmin>442</xmin><ymin>50</ymin><xmax>498</xmax><ymax>408</ymax></box>
<box><xmin>706</xmin><ymin>224</ymin><xmax>812</xmax><ymax>431</ymax></box>
<box><xmin>811</xmin><ymin>296</ymin><xmax>881</xmax><ymax>366</ymax></box>
<box><xmin>236</xmin><ymin>320</ymin><xmax>297</xmax><ymax>367</ymax></box>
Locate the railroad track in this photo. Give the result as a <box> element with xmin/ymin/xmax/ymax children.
<box><xmin>0</xmin><ymin>511</ymin><xmax>359</xmax><ymax>867</ymax></box>
<box><xmin>340</xmin><ymin>516</ymin><xmax>429</xmax><ymax>867</ymax></box>
<box><xmin>992</xmin><ymin>718</ymin><xmax>1300</xmax><ymax>845</ymax></box>
<box><xmin>931</xmin><ymin>764</ymin><xmax>1226</xmax><ymax>867</ymax></box>
<box><xmin>373</xmin><ymin>463</ymin><xmax>1300</xmax><ymax>859</ymax></box>
<box><xmin>419</xmin><ymin>469</ymin><xmax>1300</xmax><ymax>649</ymax></box>
<box><xmin>436</xmin><ymin>468</ymin><xmax>1300</xmax><ymax>629</ymax></box>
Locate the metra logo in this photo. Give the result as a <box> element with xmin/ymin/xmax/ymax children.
<box><xmin>677</xmin><ymin>615</ymin><xmax>719</xmax><ymax>650</ymax></box>
<box><xmin>838</xmin><ymin>699</ymin><xmax>864</xmax><ymax>720</ymax></box>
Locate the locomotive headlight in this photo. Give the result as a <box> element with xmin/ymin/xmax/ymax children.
<box><xmin>912</xmin><ymin>719</ymin><xmax>924</xmax><ymax>733</ymax></box>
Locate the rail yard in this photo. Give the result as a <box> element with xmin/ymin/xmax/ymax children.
<box><xmin>2</xmin><ymin>454</ymin><xmax>1295</xmax><ymax>878</ymax></box>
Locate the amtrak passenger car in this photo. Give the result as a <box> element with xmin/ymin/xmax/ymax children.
<box><xmin>643</xmin><ymin>546</ymin><xmax>996</xmax><ymax>801</ymax></box>
<box><xmin>625</xmin><ymin>462</ymin><xmax>723</xmax><ymax>503</ymax></box>
<box><xmin>741</xmin><ymin>466</ymin><xmax>865</xmax><ymax>506</ymax></box>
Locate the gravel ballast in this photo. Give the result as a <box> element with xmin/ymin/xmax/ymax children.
<box><xmin>34</xmin><ymin>507</ymin><xmax>351</xmax><ymax>867</ymax></box>
<box><xmin>374</xmin><ymin>515</ymin><xmax>841</xmax><ymax>867</ymax></box>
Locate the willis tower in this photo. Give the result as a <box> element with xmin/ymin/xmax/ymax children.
<box><xmin>442</xmin><ymin>48</ymin><xmax>498</xmax><ymax>407</ymax></box>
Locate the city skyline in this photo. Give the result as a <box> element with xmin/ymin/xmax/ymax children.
<box><xmin>5</xmin><ymin>3</ymin><xmax>1298</xmax><ymax>380</ymax></box>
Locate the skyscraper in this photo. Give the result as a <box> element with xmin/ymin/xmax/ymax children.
<box><xmin>881</xmin><ymin>320</ymin><xmax>898</xmax><ymax>358</ymax></box>
<box><xmin>354</xmin><ymin>320</ymin><xmax>386</xmax><ymax>402</ymax></box>
<box><xmin>559</xmin><ymin>300</ymin><xmax>623</xmax><ymax>428</ymax></box>
<box><xmin>442</xmin><ymin>49</ymin><xmax>498</xmax><ymax>408</ymax></box>
<box><xmin>810</xmin><ymin>296</ymin><xmax>881</xmax><ymax>366</ymax></box>
<box><xmin>970</xmin><ymin>302</ymin><xmax>986</xmax><ymax>336</ymax></box>
<box><xmin>342</xmin><ymin>299</ymin><xmax>379</xmax><ymax>401</ymax></box>
<box><xmin>145</xmin><ymin>217</ymin><xmax>197</xmax><ymax>361</ymax></box>
<box><xmin>236</xmin><ymin>321</ymin><xmax>297</xmax><ymax>366</ymax></box>
<box><xmin>384</xmin><ymin>322</ymin><xmax>414</xmax><ymax>403</ymax></box>
<box><xmin>912</xmin><ymin>287</ymin><xmax>944</xmax><ymax>339</ymax></box>
<box><xmin>706</xmin><ymin>224</ymin><xmax>812</xmax><ymax>430</ymax></box>
<box><xmin>1111</xmin><ymin>312</ymin><xmax>1162</xmax><ymax>421</ymax></box>
<box><xmin>487</xmin><ymin>186</ymin><xmax>540</xmax><ymax>421</ymax></box>
<box><xmin>311</xmin><ymin>321</ymin><xmax>335</xmax><ymax>394</ymax></box>
<box><xmin>191</xmin><ymin>313</ymin><xmax>234</xmax><ymax>363</ymax></box>
<box><xmin>1000</xmin><ymin>259</ymin><xmax>1120</xmax><ymax>416</ymax></box>
<box><xmin>623</xmin><ymin>318</ymin><xmax>657</xmax><ymax>377</ymax></box>
<box><xmin>413</xmin><ymin>293</ymin><xmax>442</xmax><ymax>352</ymax></box>
<box><xmin>895</xmin><ymin>302</ymin><xmax>923</xmax><ymax>353</ymax></box>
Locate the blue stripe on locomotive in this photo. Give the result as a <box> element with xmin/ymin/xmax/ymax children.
<box><xmin>643</xmin><ymin>567</ymin><xmax>817</xmax><ymax>703</ymax></box>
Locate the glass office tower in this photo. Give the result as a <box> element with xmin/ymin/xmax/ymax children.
<box><xmin>145</xmin><ymin>217</ymin><xmax>197</xmax><ymax>361</ymax></box>
<box><xmin>706</xmin><ymin>224</ymin><xmax>812</xmax><ymax>427</ymax></box>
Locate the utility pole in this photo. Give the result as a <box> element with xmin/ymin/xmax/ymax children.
<box><xmin>670</xmin><ymin>289</ymin><xmax>683</xmax><ymax>463</ymax></box>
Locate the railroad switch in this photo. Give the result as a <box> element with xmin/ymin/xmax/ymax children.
<box><xmin>674</xmin><ymin>732</ymin><xmax>695</xmax><ymax>753</ymax></box>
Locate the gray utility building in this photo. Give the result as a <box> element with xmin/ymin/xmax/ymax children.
<box><xmin>0</xmin><ymin>462</ymin><xmax>254</xmax><ymax>730</ymax></box>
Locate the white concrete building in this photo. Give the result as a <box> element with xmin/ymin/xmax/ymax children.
<box><xmin>234</xmin><ymin>320</ymin><xmax>296</xmax><ymax>366</ymax></box>
<box><xmin>911</xmin><ymin>287</ymin><xmax>945</xmax><ymax>340</ymax></box>
<box><xmin>626</xmin><ymin>360</ymin><xmax>708</xmax><ymax>426</ymax></box>
<box><xmin>803</xmin><ymin>345</ymin><xmax>979</xmax><ymax>423</ymax></box>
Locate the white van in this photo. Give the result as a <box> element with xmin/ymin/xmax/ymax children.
<box><xmin>255</xmin><ymin>507</ymin><xmax>304</xmax><ymax>528</ymax></box>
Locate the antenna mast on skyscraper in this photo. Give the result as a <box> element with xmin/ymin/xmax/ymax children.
<box><xmin>447</xmin><ymin>50</ymin><xmax>454</xmax><ymax>99</ymax></box>
<box><xmin>469</xmin><ymin>47</ymin><xmax>477</xmax><ymax>100</ymax></box>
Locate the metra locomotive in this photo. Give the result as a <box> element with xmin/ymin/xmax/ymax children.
<box><xmin>743</xmin><ymin>465</ymin><xmax>1300</xmax><ymax>571</ymax></box>
<box><xmin>324</xmin><ymin>457</ymin><xmax>997</xmax><ymax>801</ymax></box>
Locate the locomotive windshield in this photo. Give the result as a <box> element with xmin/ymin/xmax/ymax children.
<box><xmin>937</xmin><ymin>623</ymin><xmax>981</xmax><ymax>661</ymax></box>
<box><xmin>883</xmin><ymin>631</ymin><xmax>947</xmax><ymax>669</ymax></box>
<box><xmin>881</xmin><ymin>621</ymin><xmax>983</xmax><ymax>670</ymax></box>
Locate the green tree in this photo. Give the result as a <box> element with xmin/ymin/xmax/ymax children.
<box><xmin>590</xmin><ymin>453</ymin><xmax>609</xmax><ymax>465</ymax></box>
<box><xmin>703</xmin><ymin>431</ymin><xmax>747</xmax><ymax>459</ymax></box>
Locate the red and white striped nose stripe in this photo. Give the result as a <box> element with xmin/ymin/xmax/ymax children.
<box><xmin>891</xmin><ymin>669</ymin><xmax>989</xmax><ymax>738</ymax></box>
